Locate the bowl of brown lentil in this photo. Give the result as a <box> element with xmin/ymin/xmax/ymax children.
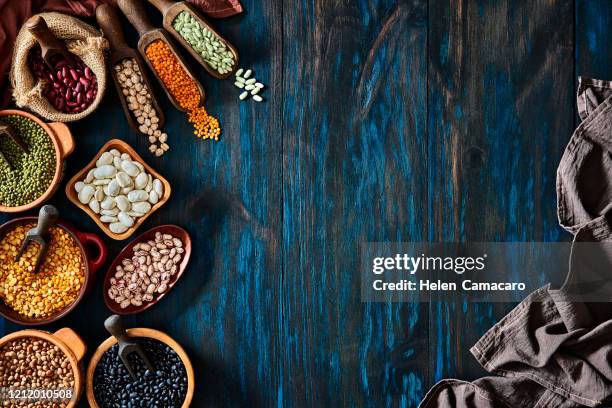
<box><xmin>0</xmin><ymin>217</ymin><xmax>107</xmax><ymax>325</ymax></box>
<box><xmin>0</xmin><ymin>109</ymin><xmax>74</xmax><ymax>213</ymax></box>
<box><xmin>0</xmin><ymin>327</ymin><xmax>86</xmax><ymax>407</ymax></box>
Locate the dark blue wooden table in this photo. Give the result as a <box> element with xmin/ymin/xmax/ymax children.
<box><xmin>0</xmin><ymin>0</ymin><xmax>610</xmax><ymax>406</ymax></box>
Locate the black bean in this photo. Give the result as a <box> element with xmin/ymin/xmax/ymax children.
<box><xmin>93</xmin><ymin>338</ymin><xmax>188</xmax><ymax>408</ymax></box>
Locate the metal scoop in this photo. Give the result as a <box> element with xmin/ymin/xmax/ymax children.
<box><xmin>104</xmin><ymin>315</ymin><xmax>155</xmax><ymax>380</ymax></box>
<box><xmin>15</xmin><ymin>205</ymin><xmax>59</xmax><ymax>273</ymax></box>
<box><xmin>0</xmin><ymin>121</ymin><xmax>28</xmax><ymax>170</ymax></box>
<box><xmin>25</xmin><ymin>15</ymin><xmax>76</xmax><ymax>69</ymax></box>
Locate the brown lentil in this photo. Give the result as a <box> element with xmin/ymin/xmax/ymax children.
<box><xmin>145</xmin><ymin>40</ymin><xmax>221</xmax><ymax>141</ymax></box>
<box><xmin>0</xmin><ymin>337</ymin><xmax>74</xmax><ymax>408</ymax></box>
<box><xmin>0</xmin><ymin>224</ymin><xmax>85</xmax><ymax>319</ymax></box>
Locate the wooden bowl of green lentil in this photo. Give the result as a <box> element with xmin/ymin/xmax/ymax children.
<box><xmin>0</xmin><ymin>110</ymin><xmax>74</xmax><ymax>213</ymax></box>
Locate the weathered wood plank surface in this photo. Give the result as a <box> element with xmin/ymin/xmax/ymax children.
<box><xmin>427</xmin><ymin>0</ymin><xmax>574</xmax><ymax>386</ymax></box>
<box><xmin>282</xmin><ymin>0</ymin><xmax>429</xmax><ymax>406</ymax></box>
<box><xmin>0</xmin><ymin>1</ymin><xmax>602</xmax><ymax>407</ymax></box>
<box><xmin>577</xmin><ymin>0</ymin><xmax>612</xmax><ymax>80</ymax></box>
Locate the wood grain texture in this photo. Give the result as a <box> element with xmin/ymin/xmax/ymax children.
<box><xmin>282</xmin><ymin>0</ymin><xmax>428</xmax><ymax>406</ymax></box>
<box><xmin>427</xmin><ymin>0</ymin><xmax>574</xmax><ymax>387</ymax></box>
<box><xmin>576</xmin><ymin>0</ymin><xmax>612</xmax><ymax>80</ymax></box>
<box><xmin>0</xmin><ymin>1</ymin><xmax>602</xmax><ymax>407</ymax></box>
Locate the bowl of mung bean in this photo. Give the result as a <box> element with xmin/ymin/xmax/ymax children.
<box><xmin>0</xmin><ymin>217</ymin><xmax>107</xmax><ymax>325</ymax></box>
<box><xmin>0</xmin><ymin>327</ymin><xmax>86</xmax><ymax>407</ymax></box>
<box><xmin>0</xmin><ymin>110</ymin><xmax>74</xmax><ymax>213</ymax></box>
<box><xmin>86</xmin><ymin>327</ymin><xmax>194</xmax><ymax>407</ymax></box>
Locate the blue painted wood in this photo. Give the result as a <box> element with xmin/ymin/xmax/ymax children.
<box><xmin>426</xmin><ymin>0</ymin><xmax>574</xmax><ymax>392</ymax></box>
<box><xmin>0</xmin><ymin>1</ymin><xmax>602</xmax><ymax>407</ymax></box>
<box><xmin>576</xmin><ymin>0</ymin><xmax>612</xmax><ymax>80</ymax></box>
<box><xmin>282</xmin><ymin>0</ymin><xmax>428</xmax><ymax>406</ymax></box>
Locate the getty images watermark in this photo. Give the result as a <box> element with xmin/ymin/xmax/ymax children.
<box><xmin>361</xmin><ymin>242</ymin><xmax>612</xmax><ymax>302</ymax></box>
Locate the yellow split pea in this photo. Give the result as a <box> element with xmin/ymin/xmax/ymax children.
<box><xmin>0</xmin><ymin>223</ymin><xmax>85</xmax><ymax>318</ymax></box>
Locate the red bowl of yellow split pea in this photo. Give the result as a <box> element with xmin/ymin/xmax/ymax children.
<box><xmin>0</xmin><ymin>216</ymin><xmax>106</xmax><ymax>325</ymax></box>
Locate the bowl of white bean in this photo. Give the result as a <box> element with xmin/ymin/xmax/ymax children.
<box><xmin>65</xmin><ymin>139</ymin><xmax>171</xmax><ymax>240</ymax></box>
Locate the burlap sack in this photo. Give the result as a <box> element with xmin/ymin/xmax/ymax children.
<box><xmin>10</xmin><ymin>12</ymin><xmax>108</xmax><ymax>122</ymax></box>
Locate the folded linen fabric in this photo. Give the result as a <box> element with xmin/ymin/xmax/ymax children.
<box><xmin>421</xmin><ymin>78</ymin><xmax>612</xmax><ymax>408</ymax></box>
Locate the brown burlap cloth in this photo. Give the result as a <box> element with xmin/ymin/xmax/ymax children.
<box><xmin>11</xmin><ymin>12</ymin><xmax>109</xmax><ymax>122</ymax></box>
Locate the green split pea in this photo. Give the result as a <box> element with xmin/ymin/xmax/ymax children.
<box><xmin>0</xmin><ymin>115</ymin><xmax>55</xmax><ymax>207</ymax></box>
<box><xmin>172</xmin><ymin>11</ymin><xmax>235</xmax><ymax>75</ymax></box>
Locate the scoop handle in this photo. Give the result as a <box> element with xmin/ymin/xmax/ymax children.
<box><xmin>36</xmin><ymin>205</ymin><xmax>59</xmax><ymax>236</ymax></box>
<box><xmin>25</xmin><ymin>16</ymin><xmax>72</xmax><ymax>62</ymax></box>
<box><xmin>104</xmin><ymin>314</ymin><xmax>131</xmax><ymax>343</ymax></box>
<box><xmin>96</xmin><ymin>4</ymin><xmax>131</xmax><ymax>52</ymax></box>
<box><xmin>147</xmin><ymin>0</ymin><xmax>177</xmax><ymax>15</ymax></box>
<box><xmin>117</xmin><ymin>0</ymin><xmax>156</xmax><ymax>37</ymax></box>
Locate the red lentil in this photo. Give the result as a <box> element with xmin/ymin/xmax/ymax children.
<box><xmin>145</xmin><ymin>40</ymin><xmax>220</xmax><ymax>141</ymax></box>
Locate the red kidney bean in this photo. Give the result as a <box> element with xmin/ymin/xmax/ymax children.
<box><xmin>28</xmin><ymin>46</ymin><xmax>97</xmax><ymax>114</ymax></box>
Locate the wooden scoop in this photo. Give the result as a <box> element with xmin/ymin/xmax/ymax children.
<box><xmin>0</xmin><ymin>121</ymin><xmax>29</xmax><ymax>170</ymax></box>
<box><xmin>25</xmin><ymin>16</ymin><xmax>76</xmax><ymax>69</ymax></box>
<box><xmin>117</xmin><ymin>0</ymin><xmax>205</xmax><ymax>112</ymax></box>
<box><xmin>15</xmin><ymin>205</ymin><xmax>59</xmax><ymax>274</ymax></box>
<box><xmin>95</xmin><ymin>4</ymin><xmax>165</xmax><ymax>134</ymax></box>
<box><xmin>104</xmin><ymin>315</ymin><xmax>155</xmax><ymax>380</ymax></box>
<box><xmin>147</xmin><ymin>0</ymin><xmax>239</xmax><ymax>79</ymax></box>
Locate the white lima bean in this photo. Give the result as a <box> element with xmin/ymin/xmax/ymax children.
<box><xmin>74</xmin><ymin>149</ymin><xmax>167</xmax><ymax>233</ymax></box>
<box><xmin>108</xmin><ymin>232</ymin><xmax>184</xmax><ymax>308</ymax></box>
<box><xmin>234</xmin><ymin>67</ymin><xmax>266</xmax><ymax>102</ymax></box>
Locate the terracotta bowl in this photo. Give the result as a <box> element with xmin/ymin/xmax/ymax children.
<box><xmin>65</xmin><ymin>139</ymin><xmax>172</xmax><ymax>240</ymax></box>
<box><xmin>0</xmin><ymin>109</ymin><xmax>74</xmax><ymax>213</ymax></box>
<box><xmin>0</xmin><ymin>217</ymin><xmax>106</xmax><ymax>325</ymax></box>
<box><xmin>86</xmin><ymin>327</ymin><xmax>194</xmax><ymax>407</ymax></box>
<box><xmin>0</xmin><ymin>328</ymin><xmax>86</xmax><ymax>407</ymax></box>
<box><xmin>103</xmin><ymin>225</ymin><xmax>192</xmax><ymax>315</ymax></box>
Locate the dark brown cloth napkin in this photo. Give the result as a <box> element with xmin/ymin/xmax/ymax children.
<box><xmin>420</xmin><ymin>78</ymin><xmax>612</xmax><ymax>407</ymax></box>
<box><xmin>0</xmin><ymin>0</ymin><xmax>243</xmax><ymax>108</ymax></box>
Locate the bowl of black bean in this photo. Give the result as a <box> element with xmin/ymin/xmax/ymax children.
<box><xmin>86</xmin><ymin>327</ymin><xmax>194</xmax><ymax>407</ymax></box>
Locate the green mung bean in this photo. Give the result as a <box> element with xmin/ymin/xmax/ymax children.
<box><xmin>172</xmin><ymin>11</ymin><xmax>236</xmax><ymax>75</ymax></box>
<box><xmin>0</xmin><ymin>115</ymin><xmax>56</xmax><ymax>207</ymax></box>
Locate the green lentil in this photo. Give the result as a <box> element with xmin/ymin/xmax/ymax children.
<box><xmin>0</xmin><ymin>115</ymin><xmax>56</xmax><ymax>207</ymax></box>
<box><xmin>172</xmin><ymin>11</ymin><xmax>236</xmax><ymax>75</ymax></box>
